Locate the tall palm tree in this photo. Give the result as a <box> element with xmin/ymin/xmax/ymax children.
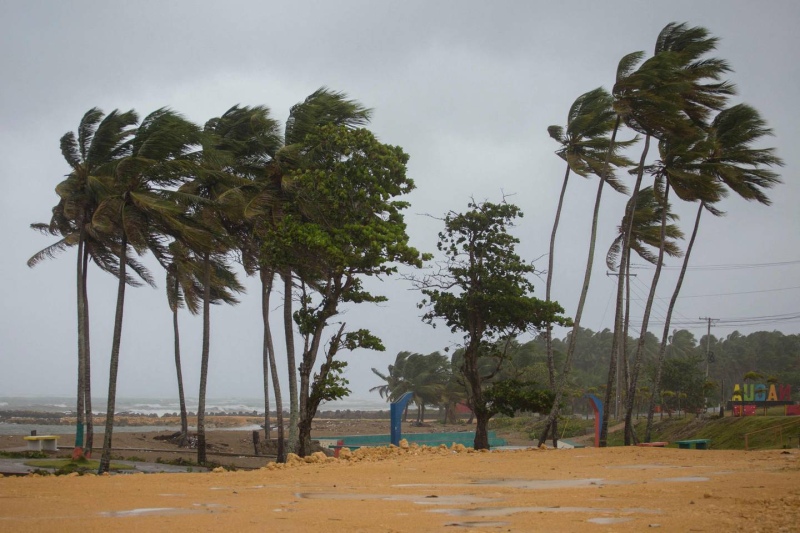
<box><xmin>537</xmin><ymin>87</ymin><xmax>634</xmax><ymax>447</ymax></box>
<box><xmin>621</xmin><ymin>23</ymin><xmax>735</xmax><ymax>445</ymax></box>
<box><xmin>179</xmin><ymin>122</ymin><xmax>251</xmax><ymax>466</ymax></box>
<box><xmin>204</xmin><ymin>104</ymin><xmax>285</xmax><ymax>460</ymax></box>
<box><xmin>599</xmin><ymin>186</ymin><xmax>683</xmax><ymax>446</ymax></box>
<box><xmin>94</xmin><ymin>109</ymin><xmax>208</xmax><ymax>473</ymax></box>
<box><xmin>644</xmin><ymin>104</ymin><xmax>783</xmax><ymax>440</ymax></box>
<box><xmin>543</xmin><ymin>88</ymin><xmax>635</xmax><ymax>441</ymax></box>
<box><xmin>165</xmin><ymin>240</ymin><xmax>241</xmax><ymax>446</ymax></box>
<box><xmin>28</xmin><ymin>108</ymin><xmax>137</xmax><ymax>458</ymax></box>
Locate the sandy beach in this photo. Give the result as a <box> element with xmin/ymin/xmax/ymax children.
<box><xmin>1</xmin><ymin>443</ymin><xmax>798</xmax><ymax>532</ymax></box>
<box><xmin>2</xmin><ymin>416</ymin><xmax>798</xmax><ymax>530</ymax></box>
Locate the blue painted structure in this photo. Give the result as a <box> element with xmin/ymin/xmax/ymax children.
<box><xmin>390</xmin><ymin>392</ymin><xmax>414</xmax><ymax>446</ymax></box>
<box><xmin>585</xmin><ymin>394</ymin><xmax>603</xmax><ymax>448</ymax></box>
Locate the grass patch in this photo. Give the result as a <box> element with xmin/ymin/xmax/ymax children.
<box><xmin>0</xmin><ymin>450</ymin><xmax>48</xmax><ymax>459</ymax></box>
<box><xmin>24</xmin><ymin>458</ymin><xmax>135</xmax><ymax>474</ymax></box>
<box><xmin>489</xmin><ymin>415</ymin><xmax>596</xmax><ymax>440</ymax></box>
<box><xmin>603</xmin><ymin>415</ymin><xmax>800</xmax><ymax>449</ymax></box>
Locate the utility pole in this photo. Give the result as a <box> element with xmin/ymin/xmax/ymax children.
<box><xmin>699</xmin><ymin>316</ymin><xmax>719</xmax><ymax>415</ymax></box>
<box><xmin>607</xmin><ymin>271</ymin><xmax>636</xmax><ymax>420</ymax></box>
<box><xmin>699</xmin><ymin>316</ymin><xmax>719</xmax><ymax>378</ymax></box>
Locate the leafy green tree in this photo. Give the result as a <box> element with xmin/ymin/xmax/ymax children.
<box><xmin>28</xmin><ymin>108</ymin><xmax>137</xmax><ymax>457</ymax></box>
<box><xmin>266</xmin><ymin>89</ymin><xmax>372</xmax><ymax>453</ymax></box>
<box><xmin>265</xmin><ymin>124</ymin><xmax>424</xmax><ymax>456</ymax></box>
<box><xmin>419</xmin><ymin>200</ymin><xmax>568</xmax><ymax>449</ymax></box>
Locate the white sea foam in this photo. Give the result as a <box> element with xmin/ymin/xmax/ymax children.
<box><xmin>0</xmin><ymin>395</ymin><xmax>391</xmax><ymax>415</ymax></box>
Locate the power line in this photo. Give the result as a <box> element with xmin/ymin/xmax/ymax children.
<box><xmin>627</xmin><ymin>285</ymin><xmax>800</xmax><ymax>301</ymax></box>
<box><xmin>631</xmin><ymin>311</ymin><xmax>800</xmax><ymax>329</ymax></box>
<box><xmin>630</xmin><ymin>259</ymin><xmax>800</xmax><ymax>271</ymax></box>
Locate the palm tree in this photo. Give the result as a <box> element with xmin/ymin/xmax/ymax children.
<box><xmin>599</xmin><ymin>186</ymin><xmax>683</xmax><ymax>446</ymax></box>
<box><xmin>178</xmin><ymin>116</ymin><xmax>255</xmax><ymax>466</ymax></box>
<box><xmin>28</xmin><ymin>108</ymin><xmax>137</xmax><ymax>458</ymax></box>
<box><xmin>371</xmin><ymin>351</ymin><xmax>410</xmax><ymax>402</ymax></box>
<box><xmin>164</xmin><ymin>241</ymin><xmax>241</xmax><ymax>446</ymax></box>
<box><xmin>372</xmin><ymin>352</ymin><xmax>450</xmax><ymax>423</ymax></box>
<box><xmin>644</xmin><ymin>104</ymin><xmax>782</xmax><ymax>440</ymax></box>
<box><xmin>204</xmin><ymin>104</ymin><xmax>285</xmax><ymax>460</ymax></box>
<box><xmin>622</xmin><ymin>23</ymin><xmax>735</xmax><ymax>445</ymax></box>
<box><xmin>538</xmin><ymin>87</ymin><xmax>634</xmax><ymax>447</ymax></box>
<box><xmin>543</xmin><ymin>88</ymin><xmax>634</xmax><ymax>441</ymax></box>
<box><xmin>94</xmin><ymin>109</ymin><xmax>208</xmax><ymax>473</ymax></box>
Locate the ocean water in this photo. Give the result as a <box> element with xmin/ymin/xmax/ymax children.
<box><xmin>0</xmin><ymin>395</ymin><xmax>390</xmax><ymax>417</ymax></box>
<box><xmin>0</xmin><ymin>395</ymin><xmax>391</xmax><ymax>437</ymax></box>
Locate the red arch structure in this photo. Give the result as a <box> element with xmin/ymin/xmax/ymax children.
<box><xmin>584</xmin><ymin>394</ymin><xmax>603</xmax><ymax>448</ymax></box>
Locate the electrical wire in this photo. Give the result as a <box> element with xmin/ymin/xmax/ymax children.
<box><xmin>629</xmin><ymin>259</ymin><xmax>800</xmax><ymax>271</ymax></box>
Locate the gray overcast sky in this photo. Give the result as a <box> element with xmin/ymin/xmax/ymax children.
<box><xmin>1</xmin><ymin>1</ymin><xmax>798</xmax><ymax>404</ymax></box>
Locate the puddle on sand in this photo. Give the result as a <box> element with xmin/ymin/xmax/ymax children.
<box><xmin>296</xmin><ymin>493</ymin><xmax>497</xmax><ymax>505</ymax></box>
<box><xmin>396</xmin><ymin>478</ymin><xmax>633</xmax><ymax>490</ymax></box>
<box><xmin>445</xmin><ymin>521</ymin><xmax>511</xmax><ymax>528</ymax></box>
<box><xmin>588</xmin><ymin>517</ymin><xmax>634</xmax><ymax>524</ymax></box>
<box><xmin>471</xmin><ymin>478</ymin><xmax>633</xmax><ymax>489</ymax></box>
<box><xmin>431</xmin><ymin>506</ymin><xmax>662</xmax><ymax>518</ymax></box>
<box><xmin>656</xmin><ymin>476</ymin><xmax>709</xmax><ymax>483</ymax></box>
<box><xmin>99</xmin><ymin>508</ymin><xmax>202</xmax><ymax>518</ymax></box>
<box><xmin>607</xmin><ymin>464</ymin><xmax>674</xmax><ymax>470</ymax></box>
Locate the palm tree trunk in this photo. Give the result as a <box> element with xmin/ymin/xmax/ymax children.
<box><xmin>544</xmin><ymin>164</ymin><xmax>571</xmax><ymax>447</ymax></box>
<box><xmin>624</xmin><ymin>178</ymin><xmax>668</xmax><ymax>445</ymax></box>
<box><xmin>98</xmin><ymin>235</ymin><xmax>127</xmax><ymax>474</ymax></box>
<box><xmin>82</xmin><ymin>246</ymin><xmax>94</xmax><ymax>457</ymax></box>
<box><xmin>282</xmin><ymin>270</ymin><xmax>299</xmax><ymax>453</ymax></box>
<box><xmin>538</xmin><ymin>119</ymin><xmax>620</xmax><ymax>447</ymax></box>
<box><xmin>74</xmin><ymin>232</ymin><xmax>86</xmax><ymax>456</ymax></box>
<box><xmin>261</xmin><ymin>269</ymin><xmax>286</xmax><ymax>462</ymax></box>
<box><xmin>260</xmin><ymin>271</ymin><xmax>271</xmax><ymax>444</ymax></box>
<box><xmin>601</xmin><ymin>232</ymin><xmax>630</xmax><ymax>446</ymax></box>
<box><xmin>538</xmin><ymin>176</ymin><xmax>605</xmax><ymax>446</ymax></box>
<box><xmin>546</xmin><ymin>165</ymin><xmax>571</xmax><ymax>389</ymax></box>
<box><xmin>197</xmin><ymin>252</ymin><xmax>212</xmax><ymax>465</ymax></box>
<box><xmin>645</xmin><ymin>201</ymin><xmax>703</xmax><ymax>441</ymax></box>
<box><xmin>623</xmin><ymin>255</ymin><xmax>631</xmax><ymax>395</ymax></box>
<box><xmin>261</xmin><ymin>270</ymin><xmax>286</xmax><ymax>463</ymax></box>
<box><xmin>172</xmin><ymin>275</ymin><xmax>189</xmax><ymax>446</ymax></box>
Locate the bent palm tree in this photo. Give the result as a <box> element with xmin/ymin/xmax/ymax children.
<box><xmin>538</xmin><ymin>87</ymin><xmax>634</xmax><ymax>446</ymax></box>
<box><xmin>95</xmin><ymin>109</ymin><xmax>208</xmax><ymax>473</ymax></box>
<box><xmin>622</xmin><ymin>22</ymin><xmax>734</xmax><ymax>444</ymax></box>
<box><xmin>28</xmin><ymin>108</ymin><xmax>137</xmax><ymax>458</ymax></box>
<box><xmin>644</xmin><ymin>104</ymin><xmax>782</xmax><ymax>440</ymax></box>
<box><xmin>543</xmin><ymin>88</ymin><xmax>634</xmax><ymax>442</ymax></box>
<box><xmin>599</xmin><ymin>186</ymin><xmax>683</xmax><ymax>446</ymax></box>
<box><xmin>205</xmin><ymin>104</ymin><xmax>285</xmax><ymax>460</ymax></box>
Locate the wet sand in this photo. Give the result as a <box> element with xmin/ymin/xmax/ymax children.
<box><xmin>1</xmin><ymin>446</ymin><xmax>798</xmax><ymax>531</ymax></box>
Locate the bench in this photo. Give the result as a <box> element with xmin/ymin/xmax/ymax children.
<box><xmin>637</xmin><ymin>442</ymin><xmax>668</xmax><ymax>447</ymax></box>
<box><xmin>676</xmin><ymin>439</ymin><xmax>710</xmax><ymax>450</ymax></box>
<box><xmin>23</xmin><ymin>435</ymin><xmax>59</xmax><ymax>451</ymax></box>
